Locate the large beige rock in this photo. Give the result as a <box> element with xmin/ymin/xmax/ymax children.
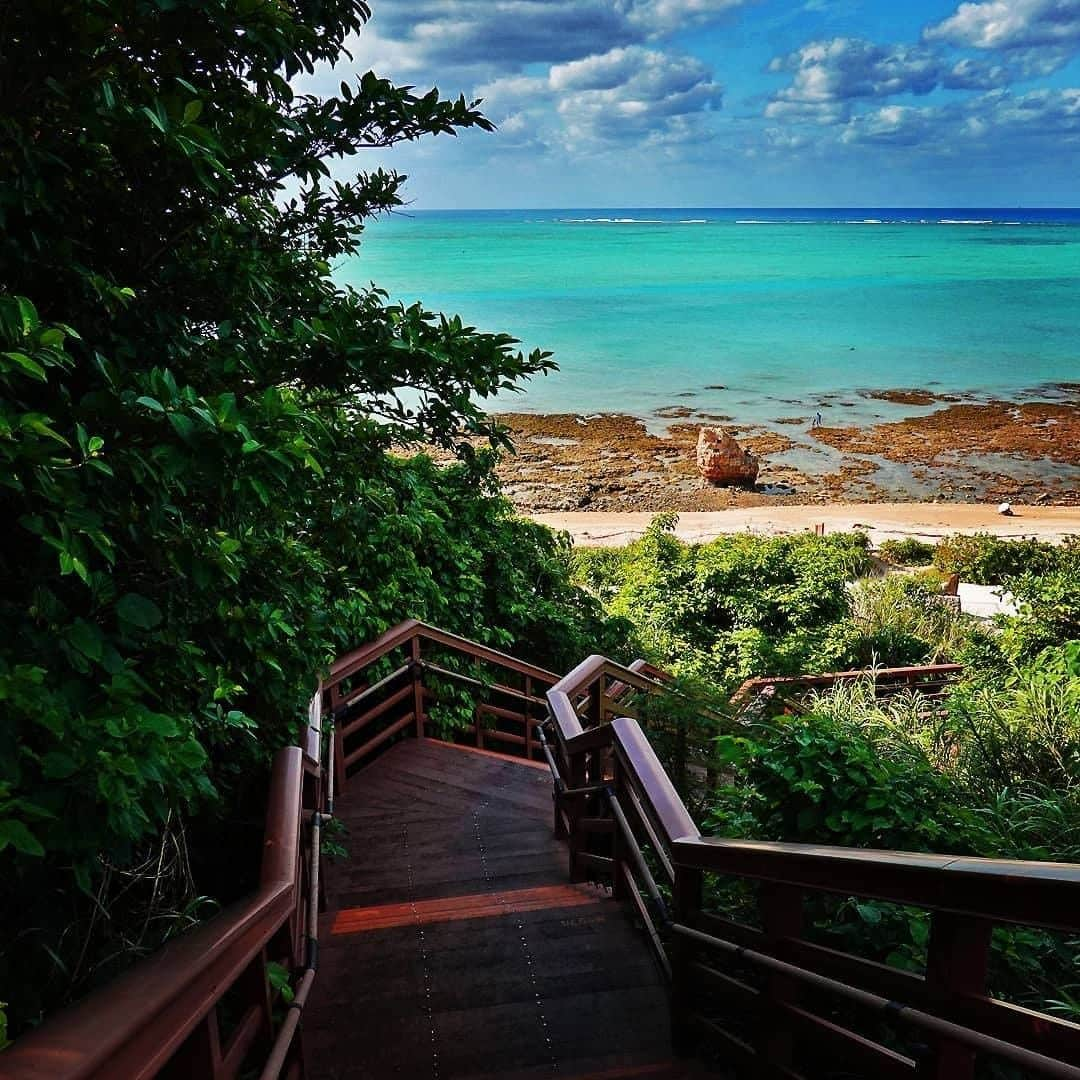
<box><xmin>696</xmin><ymin>427</ymin><xmax>759</xmax><ymax>487</ymax></box>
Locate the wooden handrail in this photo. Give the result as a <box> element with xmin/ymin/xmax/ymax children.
<box><xmin>610</xmin><ymin>718</ymin><xmax>698</xmax><ymax>849</ymax></box>
<box><xmin>2</xmin><ymin>749</ymin><xmax>313</xmax><ymax>1080</ymax></box>
<box><xmin>541</xmin><ymin>652</ymin><xmax>1080</xmax><ymax>1079</ymax></box>
<box><xmin>10</xmin><ymin>626</ymin><xmax>1076</xmax><ymax>1079</ymax></box>
<box><xmin>670</xmin><ymin>836</ymin><xmax>1080</xmax><ymax>933</ymax></box>
<box><xmin>326</xmin><ymin>619</ymin><xmax>560</xmax><ymax>693</ymax></box>
<box><xmin>327</xmin><ymin>620</ymin><xmax>561</xmax><ymax>781</ymax></box>
<box><xmin>548</xmin><ymin>654</ymin><xmax>669</xmax><ymax>745</ymax></box>
<box><xmin>3</xmin><ymin>624</ymin><xmax>560</xmax><ymax>1078</ymax></box>
<box><xmin>731</xmin><ymin>663</ymin><xmax>964</xmax><ymax>706</ymax></box>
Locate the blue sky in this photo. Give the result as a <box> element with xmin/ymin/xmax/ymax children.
<box><xmin>299</xmin><ymin>0</ymin><xmax>1080</xmax><ymax>207</ymax></box>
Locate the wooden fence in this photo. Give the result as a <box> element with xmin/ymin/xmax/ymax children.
<box><xmin>544</xmin><ymin>655</ymin><xmax>1080</xmax><ymax>1080</ymax></box>
<box><xmin>3</xmin><ymin>698</ymin><xmax>327</xmax><ymax>1080</ymax></box>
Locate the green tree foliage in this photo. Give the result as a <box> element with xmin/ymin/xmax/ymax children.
<box><xmin>572</xmin><ymin>515</ymin><xmax>874</xmax><ymax>684</ymax></box>
<box><xmin>877</xmin><ymin>537</ymin><xmax>935</xmax><ymax>566</ymax></box>
<box><xmin>0</xmin><ymin>0</ymin><xmax>627</xmax><ymax>1030</ymax></box>
<box><xmin>933</xmin><ymin>532</ymin><xmax>1073</xmax><ymax>584</ymax></box>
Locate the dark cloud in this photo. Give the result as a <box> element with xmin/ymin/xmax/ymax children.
<box><xmin>374</xmin><ymin>2</ymin><xmax>636</xmax><ymax>68</ymax></box>
<box><xmin>370</xmin><ymin>0</ymin><xmax>748</xmax><ymax>69</ymax></box>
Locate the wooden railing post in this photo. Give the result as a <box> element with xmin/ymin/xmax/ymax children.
<box><xmin>759</xmin><ymin>883</ymin><xmax>803</xmax><ymax>1072</ymax></box>
<box><xmin>524</xmin><ymin>676</ymin><xmax>533</xmax><ymax>761</ymax></box>
<box><xmin>328</xmin><ymin>686</ymin><xmax>346</xmax><ymax>796</ymax></box>
<box><xmin>922</xmin><ymin>912</ymin><xmax>992</xmax><ymax>1079</ymax></box>
<box><xmin>566</xmin><ymin>748</ymin><xmax>588</xmax><ymax>882</ymax></box>
<box><xmin>410</xmin><ymin>634</ymin><xmax>424</xmax><ymax>738</ymax></box>
<box><xmin>160</xmin><ymin>1011</ymin><xmax>223</xmax><ymax>1079</ymax></box>
<box><xmin>670</xmin><ymin>864</ymin><xmax>703</xmax><ymax>1057</ymax></box>
<box><xmin>589</xmin><ymin>678</ymin><xmax>603</xmax><ymax>728</ymax></box>
<box><xmin>610</xmin><ymin>758</ymin><xmax>627</xmax><ymax>900</ymax></box>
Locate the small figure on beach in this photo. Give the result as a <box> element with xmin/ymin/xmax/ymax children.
<box><xmin>998</xmin><ymin>502</ymin><xmax>1014</xmax><ymax>516</ymax></box>
<box><xmin>812</xmin><ymin>411</ymin><xmax>823</xmax><ymax>429</ymax></box>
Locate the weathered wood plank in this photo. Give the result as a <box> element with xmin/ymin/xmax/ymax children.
<box><xmin>306</xmin><ymin>738</ymin><xmax>676</xmax><ymax>1080</ymax></box>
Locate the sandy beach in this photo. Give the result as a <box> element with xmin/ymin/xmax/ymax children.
<box><xmin>532</xmin><ymin>503</ymin><xmax>1080</xmax><ymax>547</ymax></box>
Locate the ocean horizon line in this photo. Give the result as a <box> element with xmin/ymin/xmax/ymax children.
<box><xmin>400</xmin><ymin>204</ymin><xmax>1080</xmax><ymax>213</ymax></box>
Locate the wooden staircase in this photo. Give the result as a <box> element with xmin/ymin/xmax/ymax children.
<box><xmin>3</xmin><ymin>620</ymin><xmax>1078</xmax><ymax>1080</ymax></box>
<box><xmin>304</xmin><ymin>737</ymin><xmax>697</xmax><ymax>1079</ymax></box>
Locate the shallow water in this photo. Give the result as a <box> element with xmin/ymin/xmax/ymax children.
<box><xmin>341</xmin><ymin>208</ymin><xmax>1080</xmax><ymax>423</ymax></box>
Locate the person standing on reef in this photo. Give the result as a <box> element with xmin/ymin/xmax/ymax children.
<box><xmin>812</xmin><ymin>411</ymin><xmax>823</xmax><ymax>429</ymax></box>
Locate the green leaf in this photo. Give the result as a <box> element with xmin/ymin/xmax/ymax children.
<box><xmin>140</xmin><ymin>714</ymin><xmax>179</xmax><ymax>737</ymax></box>
<box><xmin>41</xmin><ymin>752</ymin><xmax>78</xmax><ymax>779</ymax></box>
<box><xmin>0</xmin><ymin>820</ymin><xmax>45</xmax><ymax>856</ymax></box>
<box><xmin>116</xmin><ymin>593</ymin><xmax>163</xmax><ymax>629</ymax></box>
<box><xmin>855</xmin><ymin>903</ymin><xmax>883</xmax><ymax>926</ymax></box>
<box><xmin>15</xmin><ymin>297</ymin><xmax>39</xmax><ymax>335</ymax></box>
<box><xmin>182</xmin><ymin>100</ymin><xmax>203</xmax><ymax>124</ymax></box>
<box><xmin>3</xmin><ymin>351</ymin><xmax>46</xmax><ymax>380</ymax></box>
<box><xmin>174</xmin><ymin>739</ymin><xmax>207</xmax><ymax>769</ymax></box>
<box><xmin>135</xmin><ymin>395</ymin><xmax>165</xmax><ymax>412</ymax></box>
<box><xmin>168</xmin><ymin>413</ymin><xmax>195</xmax><ymax>440</ymax></box>
<box><xmin>21</xmin><ymin>414</ymin><xmax>69</xmax><ymax>445</ymax></box>
<box><xmin>68</xmin><ymin>619</ymin><xmax>103</xmax><ymax>661</ymax></box>
<box><xmin>141</xmin><ymin>106</ymin><xmax>167</xmax><ymax>133</ymax></box>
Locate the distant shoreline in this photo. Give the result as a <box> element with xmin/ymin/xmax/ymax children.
<box><xmin>530</xmin><ymin>505</ymin><xmax>1080</xmax><ymax>548</ymax></box>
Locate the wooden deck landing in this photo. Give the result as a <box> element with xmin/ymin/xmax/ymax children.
<box><xmin>305</xmin><ymin>738</ymin><xmax>703</xmax><ymax>1079</ymax></box>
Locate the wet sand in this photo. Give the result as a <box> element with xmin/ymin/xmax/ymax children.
<box><xmin>532</xmin><ymin>505</ymin><xmax>1080</xmax><ymax>548</ymax></box>
<box><xmin>484</xmin><ymin>387</ymin><xmax>1080</xmax><ymax>512</ymax></box>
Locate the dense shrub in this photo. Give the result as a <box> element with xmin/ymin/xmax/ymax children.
<box><xmin>709</xmin><ymin>707</ymin><xmax>964</xmax><ymax>852</ymax></box>
<box><xmin>706</xmin><ymin>663</ymin><xmax>1080</xmax><ymax>1018</ymax></box>
<box><xmin>572</xmin><ymin>516</ymin><xmax>873</xmax><ymax>684</ymax></box>
<box><xmin>878</xmin><ymin>537</ymin><xmax>936</xmax><ymax>566</ymax></box>
<box><xmin>0</xmin><ymin>0</ymin><xmax>631</xmax><ymax>1033</ymax></box>
<box><xmin>816</xmin><ymin>572</ymin><xmax>969</xmax><ymax>669</ymax></box>
<box><xmin>945</xmin><ymin>641</ymin><xmax>1080</xmax><ymax>799</ymax></box>
<box><xmin>933</xmin><ymin>532</ymin><xmax>1065</xmax><ymax>584</ymax></box>
<box><xmin>1003</xmin><ymin>571</ymin><xmax>1080</xmax><ymax>662</ymax></box>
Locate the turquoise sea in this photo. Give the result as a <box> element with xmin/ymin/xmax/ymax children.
<box><xmin>340</xmin><ymin>209</ymin><xmax>1080</xmax><ymax>426</ymax></box>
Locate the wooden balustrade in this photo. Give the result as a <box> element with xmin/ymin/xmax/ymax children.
<box><xmin>3</xmin><ymin>698</ymin><xmax>327</xmax><ymax>1080</ymax></box>
<box><xmin>2</xmin><ymin>621</ymin><xmax>559</xmax><ymax>1078</ymax></box>
<box><xmin>321</xmin><ymin>619</ymin><xmax>560</xmax><ymax>783</ymax></box>
<box><xmin>731</xmin><ymin>663</ymin><xmax>964</xmax><ymax>715</ymax></box>
<box><xmin>543</xmin><ymin>656</ymin><xmax>1080</xmax><ymax>1080</ymax></box>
